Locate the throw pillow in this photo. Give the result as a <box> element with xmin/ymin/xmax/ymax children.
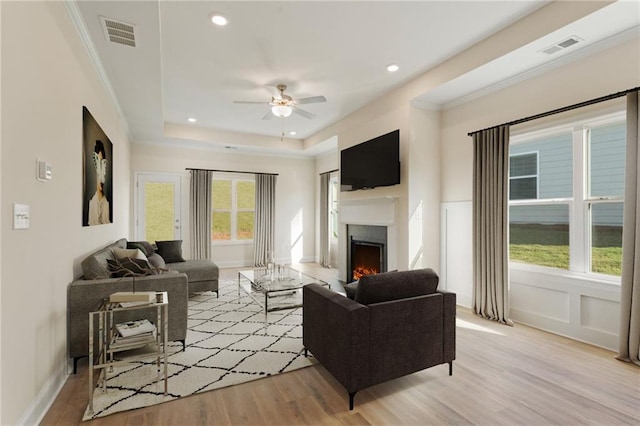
<box><xmin>343</xmin><ymin>281</ymin><xmax>359</xmax><ymax>300</ymax></box>
<box><xmin>155</xmin><ymin>240</ymin><xmax>185</xmax><ymax>263</ymax></box>
<box><xmin>107</xmin><ymin>257</ymin><xmax>154</xmax><ymax>278</ymax></box>
<box><xmin>127</xmin><ymin>241</ymin><xmax>155</xmax><ymax>257</ymax></box>
<box><xmin>354</xmin><ymin>268</ymin><xmax>439</xmax><ymax>305</ymax></box>
<box><xmin>147</xmin><ymin>253</ymin><xmax>167</xmax><ymax>269</ymax></box>
<box><xmin>112</xmin><ymin>248</ymin><xmax>148</xmax><ymax>262</ymax></box>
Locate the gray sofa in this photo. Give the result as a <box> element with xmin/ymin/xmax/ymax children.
<box><xmin>303</xmin><ymin>268</ymin><xmax>456</xmax><ymax>410</ymax></box>
<box><xmin>67</xmin><ymin>238</ymin><xmax>219</xmax><ymax>372</ymax></box>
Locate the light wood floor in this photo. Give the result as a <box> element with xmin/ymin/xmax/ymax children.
<box><xmin>42</xmin><ymin>265</ymin><xmax>640</xmax><ymax>425</ymax></box>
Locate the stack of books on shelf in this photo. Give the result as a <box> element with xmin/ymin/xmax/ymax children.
<box><xmin>111</xmin><ymin>319</ymin><xmax>157</xmax><ymax>351</ymax></box>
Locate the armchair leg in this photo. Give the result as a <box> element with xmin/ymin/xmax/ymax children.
<box><xmin>349</xmin><ymin>391</ymin><xmax>357</xmax><ymax>410</ymax></box>
<box><xmin>180</xmin><ymin>340</ymin><xmax>186</xmax><ymax>351</ymax></box>
<box><xmin>304</xmin><ymin>348</ymin><xmax>308</xmax><ymax>357</ymax></box>
<box><xmin>449</xmin><ymin>361</ymin><xmax>453</xmax><ymax>376</ymax></box>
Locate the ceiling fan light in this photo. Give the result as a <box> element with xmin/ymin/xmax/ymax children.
<box><xmin>272</xmin><ymin>105</ymin><xmax>292</xmax><ymax>118</ymax></box>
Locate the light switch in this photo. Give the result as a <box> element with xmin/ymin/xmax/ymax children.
<box><xmin>37</xmin><ymin>160</ymin><xmax>52</xmax><ymax>182</ymax></box>
<box><xmin>13</xmin><ymin>204</ymin><xmax>30</xmax><ymax>230</ymax></box>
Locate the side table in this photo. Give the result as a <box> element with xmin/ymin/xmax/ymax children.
<box><xmin>88</xmin><ymin>291</ymin><xmax>169</xmax><ymax>414</ymax></box>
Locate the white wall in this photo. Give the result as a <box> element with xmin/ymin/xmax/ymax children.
<box><xmin>408</xmin><ymin>105</ymin><xmax>441</xmax><ymax>272</ymax></box>
<box><xmin>1</xmin><ymin>2</ymin><xmax>131</xmax><ymax>424</ymax></box>
<box><xmin>439</xmin><ymin>37</ymin><xmax>640</xmax><ymax>349</ymax></box>
<box><xmin>131</xmin><ymin>143</ymin><xmax>316</xmax><ymax>267</ymax></box>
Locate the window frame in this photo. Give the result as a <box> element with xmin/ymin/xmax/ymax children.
<box><xmin>211</xmin><ymin>176</ymin><xmax>255</xmax><ymax>245</ymax></box>
<box><xmin>509</xmin><ymin>111</ymin><xmax>625</xmax><ymax>283</ymax></box>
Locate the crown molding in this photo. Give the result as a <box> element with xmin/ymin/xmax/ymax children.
<box><xmin>63</xmin><ymin>0</ymin><xmax>130</xmax><ymax>136</ymax></box>
<box><xmin>410</xmin><ymin>99</ymin><xmax>442</xmax><ymax>112</ymax></box>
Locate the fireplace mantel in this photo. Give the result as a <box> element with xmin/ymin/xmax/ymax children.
<box><xmin>340</xmin><ymin>197</ymin><xmax>397</xmax><ymax>226</ymax></box>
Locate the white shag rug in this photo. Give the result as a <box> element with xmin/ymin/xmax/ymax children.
<box><xmin>84</xmin><ymin>279</ymin><xmax>315</xmax><ymax>420</ymax></box>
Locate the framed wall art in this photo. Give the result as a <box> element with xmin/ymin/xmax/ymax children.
<box><xmin>82</xmin><ymin>106</ymin><xmax>113</xmax><ymax>226</ymax></box>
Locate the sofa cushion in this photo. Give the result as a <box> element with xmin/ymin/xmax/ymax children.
<box><xmin>156</xmin><ymin>240</ymin><xmax>185</xmax><ymax>263</ymax></box>
<box><xmin>168</xmin><ymin>259</ymin><xmax>219</xmax><ymax>282</ymax></box>
<box><xmin>81</xmin><ymin>238</ymin><xmax>127</xmax><ymax>279</ymax></box>
<box><xmin>127</xmin><ymin>240</ymin><xmax>155</xmax><ymax>257</ymax></box>
<box><xmin>354</xmin><ymin>268</ymin><xmax>439</xmax><ymax>305</ymax></box>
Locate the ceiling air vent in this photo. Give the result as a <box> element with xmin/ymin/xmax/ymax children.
<box><xmin>100</xmin><ymin>16</ymin><xmax>136</xmax><ymax>47</ymax></box>
<box><xmin>540</xmin><ymin>35</ymin><xmax>583</xmax><ymax>55</ymax></box>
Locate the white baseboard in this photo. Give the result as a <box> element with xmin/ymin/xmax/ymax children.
<box><xmin>18</xmin><ymin>361</ymin><xmax>68</xmax><ymax>425</ymax></box>
<box><xmin>456</xmin><ymin>294</ymin><xmax>473</xmax><ymax>309</ymax></box>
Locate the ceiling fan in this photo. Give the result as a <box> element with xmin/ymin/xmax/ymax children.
<box><xmin>234</xmin><ymin>84</ymin><xmax>326</xmax><ymax>120</ymax></box>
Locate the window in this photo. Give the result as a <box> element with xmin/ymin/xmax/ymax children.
<box><xmin>509</xmin><ymin>113</ymin><xmax>625</xmax><ymax>278</ymax></box>
<box><xmin>509</xmin><ymin>152</ymin><xmax>538</xmax><ymax>200</ymax></box>
<box><xmin>212</xmin><ymin>178</ymin><xmax>255</xmax><ymax>242</ymax></box>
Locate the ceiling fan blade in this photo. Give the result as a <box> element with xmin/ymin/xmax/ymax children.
<box><xmin>293</xmin><ymin>107</ymin><xmax>316</xmax><ymax>120</ymax></box>
<box><xmin>233</xmin><ymin>100</ymin><xmax>270</xmax><ymax>104</ymax></box>
<box><xmin>262</xmin><ymin>110</ymin><xmax>275</xmax><ymax>120</ymax></box>
<box><xmin>295</xmin><ymin>95</ymin><xmax>327</xmax><ymax>105</ymax></box>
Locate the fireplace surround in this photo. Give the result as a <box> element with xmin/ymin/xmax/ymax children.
<box><xmin>339</xmin><ymin>197</ymin><xmax>397</xmax><ymax>283</ymax></box>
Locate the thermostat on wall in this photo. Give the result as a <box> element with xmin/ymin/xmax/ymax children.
<box><xmin>37</xmin><ymin>159</ymin><xmax>52</xmax><ymax>182</ymax></box>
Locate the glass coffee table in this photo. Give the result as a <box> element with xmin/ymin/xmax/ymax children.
<box><xmin>237</xmin><ymin>266</ymin><xmax>329</xmax><ymax>317</ymax></box>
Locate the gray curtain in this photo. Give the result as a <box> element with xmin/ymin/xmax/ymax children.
<box><xmin>472</xmin><ymin>125</ymin><xmax>513</xmax><ymax>326</ymax></box>
<box><xmin>617</xmin><ymin>91</ymin><xmax>640</xmax><ymax>366</ymax></box>
<box><xmin>189</xmin><ymin>169</ymin><xmax>213</xmax><ymax>259</ymax></box>
<box><xmin>319</xmin><ymin>172</ymin><xmax>330</xmax><ymax>267</ymax></box>
<box><xmin>253</xmin><ymin>174</ymin><xmax>277</xmax><ymax>266</ymax></box>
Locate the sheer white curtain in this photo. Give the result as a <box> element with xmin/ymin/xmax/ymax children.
<box><xmin>253</xmin><ymin>174</ymin><xmax>277</xmax><ymax>266</ymax></box>
<box><xmin>472</xmin><ymin>125</ymin><xmax>513</xmax><ymax>325</ymax></box>
<box><xmin>618</xmin><ymin>91</ymin><xmax>640</xmax><ymax>366</ymax></box>
<box><xmin>319</xmin><ymin>172</ymin><xmax>330</xmax><ymax>267</ymax></box>
<box><xmin>189</xmin><ymin>169</ymin><xmax>213</xmax><ymax>259</ymax></box>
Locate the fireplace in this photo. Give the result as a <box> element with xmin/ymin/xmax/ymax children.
<box><xmin>346</xmin><ymin>224</ymin><xmax>387</xmax><ymax>283</ymax></box>
<box><xmin>350</xmin><ymin>240</ymin><xmax>384</xmax><ymax>282</ymax></box>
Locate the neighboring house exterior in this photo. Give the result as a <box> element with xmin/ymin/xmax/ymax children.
<box><xmin>509</xmin><ymin>121</ymin><xmax>625</xmax><ymax>227</ymax></box>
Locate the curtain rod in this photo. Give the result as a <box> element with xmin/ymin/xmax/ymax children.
<box><xmin>468</xmin><ymin>86</ymin><xmax>639</xmax><ymax>137</ymax></box>
<box><xmin>319</xmin><ymin>169</ymin><xmax>339</xmax><ymax>175</ymax></box>
<box><xmin>186</xmin><ymin>168</ymin><xmax>278</xmax><ymax>176</ymax></box>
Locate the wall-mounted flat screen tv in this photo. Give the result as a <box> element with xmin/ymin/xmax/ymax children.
<box><xmin>340</xmin><ymin>129</ymin><xmax>400</xmax><ymax>191</ymax></box>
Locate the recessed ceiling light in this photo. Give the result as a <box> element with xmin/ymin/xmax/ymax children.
<box><xmin>289</xmin><ymin>131</ymin><xmax>297</xmax><ymax>136</ymax></box>
<box><xmin>210</xmin><ymin>13</ymin><xmax>228</xmax><ymax>26</ymax></box>
<box><xmin>386</xmin><ymin>64</ymin><xmax>399</xmax><ymax>73</ymax></box>
<box><xmin>187</xmin><ymin>117</ymin><xmax>197</xmax><ymax>123</ymax></box>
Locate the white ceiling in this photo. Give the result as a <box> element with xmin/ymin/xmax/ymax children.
<box><xmin>73</xmin><ymin>1</ymin><xmax>639</xmax><ymax>156</ymax></box>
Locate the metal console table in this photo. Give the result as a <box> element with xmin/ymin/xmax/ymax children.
<box><xmin>88</xmin><ymin>291</ymin><xmax>169</xmax><ymax>414</ymax></box>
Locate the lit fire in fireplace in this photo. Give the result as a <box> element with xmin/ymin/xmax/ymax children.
<box><xmin>353</xmin><ymin>266</ymin><xmax>379</xmax><ymax>281</ymax></box>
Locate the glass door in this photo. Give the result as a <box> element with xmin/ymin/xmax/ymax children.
<box><xmin>136</xmin><ymin>173</ymin><xmax>182</xmax><ymax>241</ymax></box>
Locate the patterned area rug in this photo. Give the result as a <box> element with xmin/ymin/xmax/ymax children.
<box><xmin>83</xmin><ymin>280</ymin><xmax>315</xmax><ymax>420</ymax></box>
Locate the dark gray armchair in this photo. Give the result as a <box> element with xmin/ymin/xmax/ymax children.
<box><xmin>302</xmin><ymin>268</ymin><xmax>456</xmax><ymax>410</ymax></box>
